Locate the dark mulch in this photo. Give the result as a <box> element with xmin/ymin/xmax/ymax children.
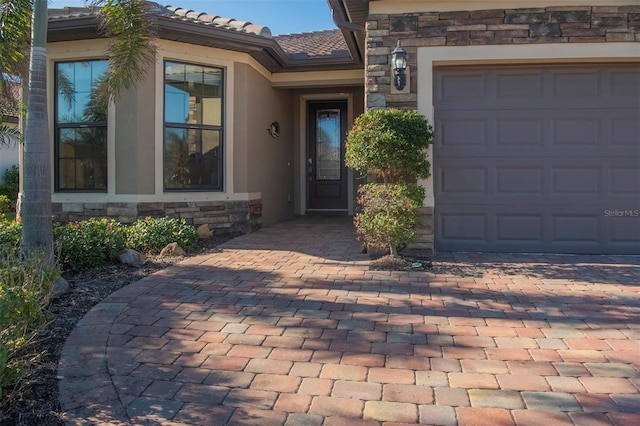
<box><xmin>369</xmin><ymin>247</ymin><xmax>433</xmax><ymax>271</ymax></box>
<box><xmin>0</xmin><ymin>235</ymin><xmax>234</xmax><ymax>426</ymax></box>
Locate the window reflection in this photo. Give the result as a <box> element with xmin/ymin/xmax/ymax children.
<box><xmin>163</xmin><ymin>62</ymin><xmax>224</xmax><ymax>191</ymax></box>
<box><xmin>316</xmin><ymin>109</ymin><xmax>341</xmax><ymax>180</ymax></box>
<box><xmin>55</xmin><ymin>60</ymin><xmax>108</xmax><ymax>191</ymax></box>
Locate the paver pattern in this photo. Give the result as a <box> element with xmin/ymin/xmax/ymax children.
<box><xmin>58</xmin><ymin>217</ymin><xmax>640</xmax><ymax>425</ymax></box>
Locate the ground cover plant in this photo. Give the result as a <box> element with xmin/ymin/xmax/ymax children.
<box><xmin>0</xmin><ymin>214</ymin><xmax>203</xmax><ymax>418</ymax></box>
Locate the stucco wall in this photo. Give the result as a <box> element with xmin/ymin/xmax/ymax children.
<box><xmin>366</xmin><ymin>4</ymin><xmax>640</xmax><ymax>109</ymax></box>
<box><xmin>114</xmin><ymin>67</ymin><xmax>156</xmax><ymax>195</ymax></box>
<box><xmin>0</xmin><ymin>121</ymin><xmax>19</xmax><ymax>181</ymax></box>
<box><xmin>235</xmin><ymin>63</ymin><xmax>295</xmax><ymax>225</ymax></box>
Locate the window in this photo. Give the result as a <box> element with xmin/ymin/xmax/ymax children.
<box><xmin>163</xmin><ymin>61</ymin><xmax>223</xmax><ymax>191</ymax></box>
<box><xmin>54</xmin><ymin>60</ymin><xmax>108</xmax><ymax>191</ymax></box>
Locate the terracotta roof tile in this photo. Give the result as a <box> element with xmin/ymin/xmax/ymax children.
<box><xmin>48</xmin><ymin>2</ymin><xmax>272</xmax><ymax>38</ymax></box>
<box><xmin>274</xmin><ymin>29</ymin><xmax>349</xmax><ymax>58</ymax></box>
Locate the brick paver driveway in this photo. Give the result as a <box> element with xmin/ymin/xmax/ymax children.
<box><xmin>59</xmin><ymin>217</ymin><xmax>640</xmax><ymax>425</ymax></box>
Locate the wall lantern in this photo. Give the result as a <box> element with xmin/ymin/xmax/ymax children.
<box><xmin>391</xmin><ymin>40</ymin><xmax>407</xmax><ymax>90</ymax></box>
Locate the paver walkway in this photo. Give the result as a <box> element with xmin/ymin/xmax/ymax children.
<box><xmin>59</xmin><ymin>217</ymin><xmax>640</xmax><ymax>425</ymax></box>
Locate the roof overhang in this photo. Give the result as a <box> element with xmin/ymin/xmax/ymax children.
<box><xmin>326</xmin><ymin>0</ymin><xmax>368</xmax><ymax>67</ymax></box>
<box><xmin>48</xmin><ymin>13</ymin><xmax>362</xmax><ymax>73</ymax></box>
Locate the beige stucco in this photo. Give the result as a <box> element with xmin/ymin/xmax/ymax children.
<box><xmin>0</xmin><ymin>121</ymin><xmax>19</xmax><ymax>179</ymax></box>
<box><xmin>114</xmin><ymin>67</ymin><xmax>156</xmax><ymax>195</ymax></box>
<box><xmin>370</xmin><ymin>0</ymin><xmax>640</xmax><ymax>14</ymax></box>
<box><xmin>235</xmin><ymin>63</ymin><xmax>295</xmax><ymax>225</ymax></box>
<box><xmin>45</xmin><ymin>37</ymin><xmax>365</xmax><ymax>226</ymax></box>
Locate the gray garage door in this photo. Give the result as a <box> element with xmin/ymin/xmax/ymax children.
<box><xmin>434</xmin><ymin>64</ymin><xmax>640</xmax><ymax>254</ymax></box>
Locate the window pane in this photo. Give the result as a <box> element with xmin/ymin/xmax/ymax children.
<box><xmin>164</xmin><ymin>127</ymin><xmax>221</xmax><ymax>190</ymax></box>
<box><xmin>57</xmin><ymin>126</ymin><xmax>107</xmax><ymax>190</ymax></box>
<box><xmin>316</xmin><ymin>109</ymin><xmax>341</xmax><ymax>180</ymax></box>
<box><xmin>164</xmin><ymin>61</ymin><xmax>222</xmax><ymax>126</ymax></box>
<box><xmin>56</xmin><ymin>60</ymin><xmax>108</xmax><ymax>124</ymax></box>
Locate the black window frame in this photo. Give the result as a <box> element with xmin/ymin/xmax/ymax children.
<box><xmin>163</xmin><ymin>60</ymin><xmax>225</xmax><ymax>192</ymax></box>
<box><xmin>54</xmin><ymin>59</ymin><xmax>109</xmax><ymax>193</ymax></box>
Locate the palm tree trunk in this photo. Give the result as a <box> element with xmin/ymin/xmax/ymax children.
<box><xmin>21</xmin><ymin>0</ymin><xmax>53</xmax><ymax>261</ymax></box>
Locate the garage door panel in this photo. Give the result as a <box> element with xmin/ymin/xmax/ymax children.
<box><xmin>552</xmin><ymin>216</ymin><xmax>600</xmax><ymax>243</ymax></box>
<box><xmin>610</xmin><ymin>168</ymin><xmax>640</xmax><ymax>194</ymax></box>
<box><xmin>496</xmin><ymin>167</ymin><xmax>543</xmax><ymax>194</ymax></box>
<box><xmin>439</xmin><ymin>214</ymin><xmax>487</xmax><ymax>241</ymax></box>
<box><xmin>438</xmin><ymin>73</ymin><xmax>487</xmax><ymax>102</ymax></box>
<box><xmin>496</xmin><ymin>118</ymin><xmax>543</xmax><ymax>146</ymax></box>
<box><xmin>438</xmin><ymin>117</ymin><xmax>487</xmax><ymax>147</ymax></box>
<box><xmin>610</xmin><ymin>217</ymin><xmax>640</xmax><ymax>243</ymax></box>
<box><xmin>433</xmin><ymin>64</ymin><xmax>640</xmax><ymax>254</ymax></box>
<box><xmin>611</xmin><ymin>116</ymin><xmax>640</xmax><ymax>145</ymax></box>
<box><xmin>610</xmin><ymin>70</ymin><xmax>640</xmax><ymax>98</ymax></box>
<box><xmin>552</xmin><ymin>167</ymin><xmax>600</xmax><ymax>195</ymax></box>
<box><xmin>496</xmin><ymin>72</ymin><xmax>543</xmax><ymax>99</ymax></box>
<box><xmin>496</xmin><ymin>215</ymin><xmax>543</xmax><ymax>242</ymax></box>
<box><xmin>437</xmin><ymin>110</ymin><xmax>636</xmax><ymax>157</ymax></box>
<box><xmin>441</xmin><ymin>167</ymin><xmax>487</xmax><ymax>194</ymax></box>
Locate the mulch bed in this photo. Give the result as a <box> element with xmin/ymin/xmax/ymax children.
<box><xmin>0</xmin><ymin>235</ymin><xmax>233</xmax><ymax>426</ymax></box>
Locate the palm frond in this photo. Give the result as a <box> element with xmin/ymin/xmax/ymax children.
<box><xmin>0</xmin><ymin>0</ymin><xmax>32</xmax><ymax>98</ymax></box>
<box><xmin>0</xmin><ymin>124</ymin><xmax>22</xmax><ymax>148</ymax></box>
<box><xmin>93</xmin><ymin>0</ymin><xmax>157</xmax><ymax>101</ymax></box>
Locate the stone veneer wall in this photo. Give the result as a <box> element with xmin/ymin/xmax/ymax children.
<box><xmin>365</xmin><ymin>5</ymin><xmax>640</xmax><ymax>249</ymax></box>
<box><xmin>52</xmin><ymin>200</ymin><xmax>262</xmax><ymax>234</ymax></box>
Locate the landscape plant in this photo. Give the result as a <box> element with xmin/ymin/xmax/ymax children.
<box><xmin>0</xmin><ymin>165</ymin><xmax>19</xmax><ymax>207</ymax></box>
<box><xmin>345</xmin><ymin>108</ymin><xmax>433</xmax><ymax>256</ymax></box>
<box><xmin>126</xmin><ymin>216</ymin><xmax>198</xmax><ymax>254</ymax></box>
<box><xmin>0</xmin><ymin>251</ymin><xmax>57</xmax><ymax>399</ymax></box>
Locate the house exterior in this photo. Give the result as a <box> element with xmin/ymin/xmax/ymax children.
<box><xmin>0</xmin><ymin>82</ymin><xmax>20</xmax><ymax>180</ymax></box>
<box><xmin>46</xmin><ymin>4</ymin><xmax>364</xmax><ymax>235</ymax></box>
<box><xmin>334</xmin><ymin>0</ymin><xmax>640</xmax><ymax>254</ymax></box>
<box><xmin>44</xmin><ymin>1</ymin><xmax>639</xmax><ymax>254</ymax></box>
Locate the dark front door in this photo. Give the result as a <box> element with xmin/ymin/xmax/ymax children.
<box><xmin>307</xmin><ymin>101</ymin><xmax>348</xmax><ymax>210</ymax></box>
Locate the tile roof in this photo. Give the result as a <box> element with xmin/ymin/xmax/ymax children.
<box><xmin>274</xmin><ymin>29</ymin><xmax>349</xmax><ymax>59</ymax></box>
<box><xmin>48</xmin><ymin>2</ymin><xmax>272</xmax><ymax>38</ymax></box>
<box><xmin>0</xmin><ymin>83</ymin><xmax>20</xmax><ymax>120</ymax></box>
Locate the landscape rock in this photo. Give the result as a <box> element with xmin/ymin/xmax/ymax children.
<box><xmin>52</xmin><ymin>276</ymin><xmax>70</xmax><ymax>298</ymax></box>
<box><xmin>118</xmin><ymin>249</ymin><xmax>145</xmax><ymax>267</ymax></box>
<box><xmin>197</xmin><ymin>224</ymin><xmax>213</xmax><ymax>239</ymax></box>
<box><xmin>159</xmin><ymin>242</ymin><xmax>186</xmax><ymax>258</ymax></box>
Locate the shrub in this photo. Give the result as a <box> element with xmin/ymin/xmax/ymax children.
<box><xmin>0</xmin><ymin>220</ymin><xmax>21</xmax><ymax>254</ymax></box>
<box><xmin>345</xmin><ymin>109</ymin><xmax>433</xmax><ymax>183</ymax></box>
<box><xmin>54</xmin><ymin>218</ymin><xmax>127</xmax><ymax>271</ymax></box>
<box><xmin>0</xmin><ymin>196</ymin><xmax>9</xmax><ymax>216</ymax></box>
<box><xmin>345</xmin><ymin>109</ymin><xmax>433</xmax><ymax>255</ymax></box>
<box><xmin>354</xmin><ymin>183</ymin><xmax>425</xmax><ymax>256</ymax></box>
<box><xmin>0</xmin><ymin>165</ymin><xmax>19</xmax><ymax>205</ymax></box>
<box><xmin>0</xmin><ymin>252</ymin><xmax>57</xmax><ymax>400</ymax></box>
<box><xmin>127</xmin><ymin>217</ymin><xmax>197</xmax><ymax>254</ymax></box>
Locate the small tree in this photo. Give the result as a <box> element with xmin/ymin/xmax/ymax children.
<box><xmin>345</xmin><ymin>109</ymin><xmax>433</xmax><ymax>256</ymax></box>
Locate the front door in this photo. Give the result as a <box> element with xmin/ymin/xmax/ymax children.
<box><xmin>307</xmin><ymin>101</ymin><xmax>348</xmax><ymax>211</ymax></box>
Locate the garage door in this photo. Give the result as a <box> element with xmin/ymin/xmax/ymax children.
<box><xmin>433</xmin><ymin>64</ymin><xmax>640</xmax><ymax>254</ymax></box>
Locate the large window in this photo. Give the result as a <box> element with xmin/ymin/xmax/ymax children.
<box><xmin>55</xmin><ymin>60</ymin><xmax>108</xmax><ymax>191</ymax></box>
<box><xmin>163</xmin><ymin>61</ymin><xmax>223</xmax><ymax>191</ymax></box>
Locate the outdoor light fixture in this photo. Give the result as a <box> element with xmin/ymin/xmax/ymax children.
<box><xmin>391</xmin><ymin>40</ymin><xmax>407</xmax><ymax>90</ymax></box>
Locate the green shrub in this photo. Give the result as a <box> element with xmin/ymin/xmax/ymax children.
<box><xmin>0</xmin><ymin>165</ymin><xmax>19</xmax><ymax>205</ymax></box>
<box><xmin>354</xmin><ymin>183</ymin><xmax>425</xmax><ymax>256</ymax></box>
<box><xmin>0</xmin><ymin>220</ymin><xmax>21</xmax><ymax>254</ymax></box>
<box><xmin>127</xmin><ymin>216</ymin><xmax>197</xmax><ymax>254</ymax></box>
<box><xmin>54</xmin><ymin>218</ymin><xmax>127</xmax><ymax>271</ymax></box>
<box><xmin>0</xmin><ymin>252</ymin><xmax>57</xmax><ymax>399</ymax></box>
<box><xmin>346</xmin><ymin>109</ymin><xmax>433</xmax><ymax>255</ymax></box>
<box><xmin>0</xmin><ymin>196</ymin><xmax>9</xmax><ymax>216</ymax></box>
<box><xmin>345</xmin><ymin>109</ymin><xmax>433</xmax><ymax>183</ymax></box>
